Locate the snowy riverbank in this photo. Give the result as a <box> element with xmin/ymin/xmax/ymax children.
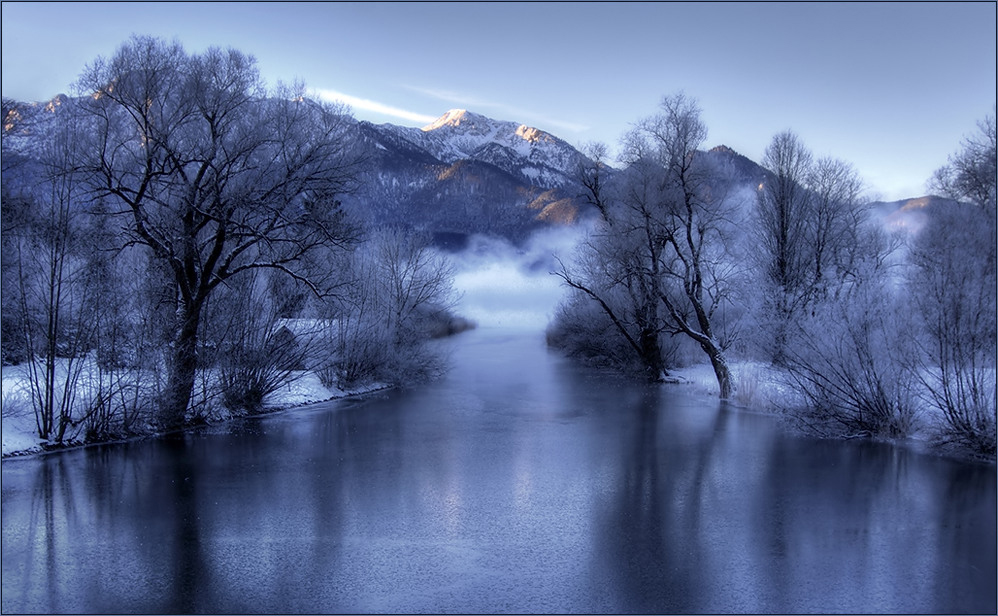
<box><xmin>1</xmin><ymin>361</ymin><xmax>389</xmax><ymax>458</ymax></box>
<box><xmin>667</xmin><ymin>358</ymin><xmax>998</xmax><ymax>465</ymax></box>
<box><xmin>668</xmin><ymin>360</ymin><xmax>794</xmax><ymax>412</ymax></box>
<box><xmin>2</xmin><ymin>352</ymin><xmax>987</xmax><ymax>463</ymax></box>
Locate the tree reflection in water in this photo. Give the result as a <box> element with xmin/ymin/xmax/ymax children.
<box><xmin>1</xmin><ymin>329</ymin><xmax>995</xmax><ymax>613</ymax></box>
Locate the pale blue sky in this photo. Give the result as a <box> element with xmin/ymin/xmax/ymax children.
<box><xmin>2</xmin><ymin>1</ymin><xmax>995</xmax><ymax>200</ymax></box>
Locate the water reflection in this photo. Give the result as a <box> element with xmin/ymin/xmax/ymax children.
<box><xmin>1</xmin><ymin>328</ymin><xmax>995</xmax><ymax>613</ymax></box>
<box><xmin>592</xmin><ymin>402</ymin><xmax>997</xmax><ymax>613</ymax></box>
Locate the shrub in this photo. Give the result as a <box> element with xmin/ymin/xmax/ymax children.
<box><xmin>783</xmin><ymin>287</ymin><xmax>918</xmax><ymax>439</ymax></box>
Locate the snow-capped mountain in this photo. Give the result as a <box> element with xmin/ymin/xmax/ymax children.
<box><xmin>344</xmin><ymin>109</ymin><xmax>597</xmax><ymax>241</ymax></box>
<box><xmin>380</xmin><ymin>109</ymin><xmax>591</xmax><ymax>189</ymax></box>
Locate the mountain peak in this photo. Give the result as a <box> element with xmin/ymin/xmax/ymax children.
<box><xmin>382</xmin><ymin>108</ymin><xmax>593</xmax><ymax>191</ymax></box>
<box><xmin>709</xmin><ymin>144</ymin><xmax>738</xmax><ymax>155</ymax></box>
<box><xmin>423</xmin><ymin>109</ymin><xmax>481</xmax><ymax>131</ymax></box>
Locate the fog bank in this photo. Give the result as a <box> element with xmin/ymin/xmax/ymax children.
<box><xmin>449</xmin><ymin>226</ymin><xmax>588</xmax><ymax>330</ymax></box>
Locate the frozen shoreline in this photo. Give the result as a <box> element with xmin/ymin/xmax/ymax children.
<box><xmin>3</xmin><ymin>352</ymin><xmax>991</xmax><ymax>464</ymax></box>
<box><xmin>1</xmin><ymin>364</ymin><xmax>390</xmax><ymax>459</ymax></box>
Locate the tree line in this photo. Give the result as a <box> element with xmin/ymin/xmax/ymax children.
<box><xmin>1</xmin><ymin>36</ymin><xmax>460</xmax><ymax>446</ymax></box>
<box><xmin>549</xmin><ymin>94</ymin><xmax>996</xmax><ymax>458</ymax></box>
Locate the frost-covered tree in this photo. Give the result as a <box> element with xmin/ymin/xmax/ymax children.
<box><xmin>930</xmin><ymin>107</ymin><xmax>997</xmax><ymax>215</ymax></box>
<box><xmin>913</xmin><ymin>112</ymin><xmax>997</xmax><ymax>455</ymax></box>
<box><xmin>1</xmin><ymin>99</ymin><xmax>36</xmax><ymax>366</ymax></box>
<box><xmin>320</xmin><ymin>228</ymin><xmax>457</xmax><ymax>388</ymax></box>
<box><xmin>756</xmin><ymin>131</ymin><xmax>814</xmax><ymax>311</ymax></box>
<box><xmin>0</xmin><ymin>186</ymin><xmax>31</xmax><ymax>366</ymax></box>
<box><xmin>554</xmin><ymin>94</ymin><xmax>737</xmax><ymax>397</ymax></box>
<box><xmin>203</xmin><ymin>269</ymin><xmax>314</xmax><ymax>415</ymax></box>
<box><xmin>782</xmin><ymin>244</ymin><xmax>918</xmax><ymax>439</ymax></box>
<box><xmin>552</xmin><ymin>141</ymin><xmax>670</xmax><ymax>380</ymax></box>
<box><xmin>753</xmin><ymin>131</ymin><xmax>873</xmax><ymax>363</ymax></box>
<box><xmin>7</xmin><ymin>103</ymin><xmax>97</xmax><ymax>442</ymax></box>
<box><xmin>805</xmin><ymin>156</ymin><xmax>866</xmax><ymax>299</ymax></box>
<box><xmin>75</xmin><ymin>36</ymin><xmax>359</xmax><ymax>428</ymax></box>
<box><xmin>910</xmin><ymin>204</ymin><xmax>996</xmax><ymax>456</ymax></box>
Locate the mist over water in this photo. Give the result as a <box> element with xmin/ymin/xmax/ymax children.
<box><xmin>449</xmin><ymin>227</ymin><xmax>588</xmax><ymax>330</ymax></box>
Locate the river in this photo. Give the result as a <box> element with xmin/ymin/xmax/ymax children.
<box><xmin>1</xmin><ymin>326</ymin><xmax>995</xmax><ymax>613</ymax></box>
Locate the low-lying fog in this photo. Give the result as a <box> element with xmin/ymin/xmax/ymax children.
<box><xmin>448</xmin><ymin>226</ymin><xmax>588</xmax><ymax>330</ymax></box>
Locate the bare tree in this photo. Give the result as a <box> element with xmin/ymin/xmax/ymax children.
<box><xmin>930</xmin><ymin>106</ymin><xmax>997</xmax><ymax>214</ymax></box>
<box><xmin>758</xmin><ymin>131</ymin><xmax>813</xmax><ymax>291</ymax></box>
<box><xmin>84</xmin><ymin>242</ymin><xmax>163</xmax><ymax>439</ymax></box>
<box><xmin>642</xmin><ymin>94</ymin><xmax>737</xmax><ymax>398</ymax></box>
<box><xmin>753</xmin><ymin>131</ymin><xmax>880</xmax><ymax>364</ymax></box>
<box><xmin>555</xmin><ymin>94</ymin><xmax>737</xmax><ymax>397</ymax></box>
<box><xmin>10</xmin><ymin>103</ymin><xmax>95</xmax><ymax>443</ymax></box>
<box><xmin>76</xmin><ymin>36</ymin><xmax>359</xmax><ymax>428</ymax></box>
<box><xmin>910</xmin><ymin>203</ymin><xmax>996</xmax><ymax>456</ymax></box>
<box><xmin>783</xmin><ymin>282</ymin><xmax>919</xmax><ymax>439</ymax></box>
<box><xmin>205</xmin><ymin>269</ymin><xmax>314</xmax><ymax>414</ymax></box>
<box><xmin>1</xmin><ymin>187</ymin><xmax>32</xmax><ymax>366</ymax></box>
<box><xmin>770</xmin><ymin>158</ymin><xmax>911</xmax><ymax>441</ymax></box>
<box><xmin>553</xmin><ymin>141</ymin><xmax>671</xmax><ymax>381</ymax></box>
<box><xmin>2</xmin><ymin>99</ymin><xmax>39</xmax><ymax>365</ymax></box>
<box><xmin>755</xmin><ymin>130</ymin><xmax>814</xmax><ymax>363</ymax></box>
<box><xmin>911</xmin><ymin>109</ymin><xmax>998</xmax><ymax>457</ymax></box>
<box><xmin>546</xmin><ymin>289</ymin><xmax>648</xmax><ymax>370</ymax></box>
<box><xmin>805</xmin><ymin>156</ymin><xmax>866</xmax><ymax>298</ymax></box>
<box><xmin>320</xmin><ymin>228</ymin><xmax>456</xmax><ymax>388</ymax></box>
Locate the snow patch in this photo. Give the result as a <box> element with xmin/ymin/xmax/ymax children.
<box><xmin>669</xmin><ymin>360</ymin><xmax>797</xmax><ymax>412</ymax></box>
<box><xmin>422</xmin><ymin>108</ymin><xmax>471</xmax><ymax>131</ymax></box>
<box><xmin>1</xmin><ymin>358</ymin><xmax>390</xmax><ymax>458</ymax></box>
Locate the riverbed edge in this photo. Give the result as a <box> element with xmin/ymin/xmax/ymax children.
<box><xmin>0</xmin><ymin>382</ymin><xmax>393</xmax><ymax>461</ymax></box>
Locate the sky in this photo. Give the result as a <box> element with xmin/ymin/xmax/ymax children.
<box><xmin>2</xmin><ymin>1</ymin><xmax>995</xmax><ymax>201</ymax></box>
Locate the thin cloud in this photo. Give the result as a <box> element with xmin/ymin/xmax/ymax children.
<box><xmin>536</xmin><ymin>117</ymin><xmax>591</xmax><ymax>135</ymax></box>
<box><xmin>311</xmin><ymin>88</ymin><xmax>437</xmax><ymax>124</ymax></box>
<box><xmin>405</xmin><ymin>85</ymin><xmax>590</xmax><ymax>134</ymax></box>
<box><xmin>406</xmin><ymin>85</ymin><xmax>491</xmax><ymax>109</ymax></box>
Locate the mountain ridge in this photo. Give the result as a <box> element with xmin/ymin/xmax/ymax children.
<box><xmin>2</xmin><ymin>95</ymin><xmax>948</xmax><ymax>243</ymax></box>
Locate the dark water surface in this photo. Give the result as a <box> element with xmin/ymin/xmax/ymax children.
<box><xmin>2</xmin><ymin>328</ymin><xmax>995</xmax><ymax>613</ymax></box>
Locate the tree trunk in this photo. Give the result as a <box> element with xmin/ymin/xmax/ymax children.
<box><xmin>162</xmin><ymin>303</ymin><xmax>201</xmax><ymax>429</ymax></box>
<box><xmin>771</xmin><ymin>318</ymin><xmax>788</xmax><ymax>367</ymax></box>
<box><xmin>703</xmin><ymin>342</ymin><xmax>732</xmax><ymax>399</ymax></box>
<box><xmin>638</xmin><ymin>326</ymin><xmax>665</xmax><ymax>381</ymax></box>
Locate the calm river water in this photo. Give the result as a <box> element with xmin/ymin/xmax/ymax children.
<box><xmin>1</xmin><ymin>327</ymin><xmax>995</xmax><ymax>613</ymax></box>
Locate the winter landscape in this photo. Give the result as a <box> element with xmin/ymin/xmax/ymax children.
<box><xmin>1</xmin><ymin>3</ymin><xmax>996</xmax><ymax>614</ymax></box>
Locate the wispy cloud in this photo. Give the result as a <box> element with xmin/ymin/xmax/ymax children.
<box><xmin>405</xmin><ymin>85</ymin><xmax>590</xmax><ymax>134</ymax></box>
<box><xmin>405</xmin><ymin>86</ymin><xmax>492</xmax><ymax>109</ymax></box>
<box><xmin>311</xmin><ymin>88</ymin><xmax>437</xmax><ymax>125</ymax></box>
<box><xmin>534</xmin><ymin>117</ymin><xmax>591</xmax><ymax>135</ymax></box>
<box><xmin>311</xmin><ymin>86</ymin><xmax>591</xmax><ymax>135</ymax></box>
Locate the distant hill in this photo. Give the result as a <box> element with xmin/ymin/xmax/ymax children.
<box><xmin>869</xmin><ymin>195</ymin><xmax>963</xmax><ymax>235</ymax></box>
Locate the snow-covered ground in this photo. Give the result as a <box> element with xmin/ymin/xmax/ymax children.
<box><xmin>262</xmin><ymin>371</ymin><xmax>388</xmax><ymax>410</ymax></box>
<box><xmin>1</xmin><ymin>377</ymin><xmax>40</xmax><ymax>456</ymax></box>
<box><xmin>672</xmin><ymin>358</ymin><xmax>991</xmax><ymax>461</ymax></box>
<box><xmin>1</xmin><ymin>360</ymin><xmax>387</xmax><ymax>458</ymax></box>
<box><xmin>669</xmin><ymin>360</ymin><xmax>798</xmax><ymax>414</ymax></box>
